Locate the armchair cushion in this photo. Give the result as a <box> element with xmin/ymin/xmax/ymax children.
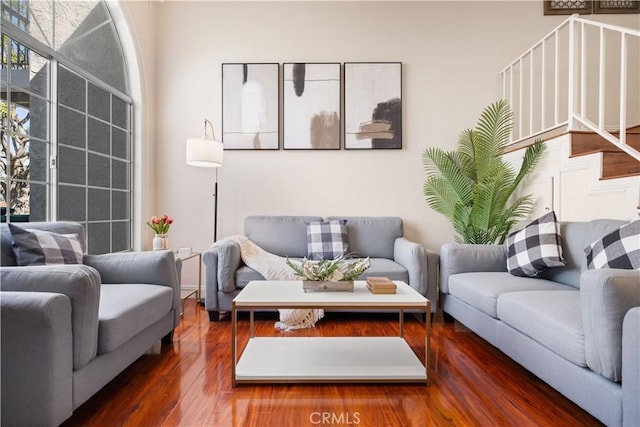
<box><xmin>97</xmin><ymin>284</ymin><xmax>173</xmax><ymax>353</ymax></box>
<box><xmin>83</xmin><ymin>250</ymin><xmax>181</xmax><ymax>328</ymax></box>
<box><xmin>306</xmin><ymin>220</ymin><xmax>349</xmax><ymax>260</ymax></box>
<box><xmin>8</xmin><ymin>223</ymin><xmax>83</xmax><ymax>266</ymax></box>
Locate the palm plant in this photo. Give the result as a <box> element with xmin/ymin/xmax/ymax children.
<box><xmin>422</xmin><ymin>100</ymin><xmax>545</xmax><ymax>244</ymax></box>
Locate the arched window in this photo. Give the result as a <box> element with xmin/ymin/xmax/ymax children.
<box><xmin>1</xmin><ymin>0</ymin><xmax>133</xmax><ymax>253</ymax></box>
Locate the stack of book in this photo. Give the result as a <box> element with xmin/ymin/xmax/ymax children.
<box><xmin>366</xmin><ymin>277</ymin><xmax>397</xmax><ymax>294</ymax></box>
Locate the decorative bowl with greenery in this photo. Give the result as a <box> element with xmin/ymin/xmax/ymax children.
<box><xmin>286</xmin><ymin>254</ymin><xmax>370</xmax><ymax>282</ymax></box>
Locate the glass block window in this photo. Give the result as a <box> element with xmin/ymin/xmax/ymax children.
<box><xmin>2</xmin><ymin>0</ymin><xmax>133</xmax><ymax>253</ymax></box>
<box><xmin>57</xmin><ymin>65</ymin><xmax>131</xmax><ymax>254</ymax></box>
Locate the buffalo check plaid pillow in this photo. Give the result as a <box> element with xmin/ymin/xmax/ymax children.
<box><xmin>585</xmin><ymin>220</ymin><xmax>640</xmax><ymax>270</ymax></box>
<box><xmin>506</xmin><ymin>211</ymin><xmax>566</xmax><ymax>277</ymax></box>
<box><xmin>9</xmin><ymin>223</ymin><xmax>84</xmax><ymax>266</ymax></box>
<box><xmin>307</xmin><ymin>220</ymin><xmax>349</xmax><ymax>261</ymax></box>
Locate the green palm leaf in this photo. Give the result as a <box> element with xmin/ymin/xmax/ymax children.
<box><xmin>422</xmin><ymin>148</ymin><xmax>473</xmax><ymax>206</ymax></box>
<box><xmin>423</xmin><ymin>100</ymin><xmax>545</xmax><ymax>244</ymax></box>
<box><xmin>423</xmin><ymin>177</ymin><xmax>458</xmax><ymax>219</ymax></box>
<box><xmin>457</xmin><ymin>129</ymin><xmax>478</xmax><ymax>181</ymax></box>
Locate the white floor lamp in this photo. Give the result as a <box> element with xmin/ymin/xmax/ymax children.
<box><xmin>186</xmin><ymin>118</ymin><xmax>223</xmax><ymax>242</ymax></box>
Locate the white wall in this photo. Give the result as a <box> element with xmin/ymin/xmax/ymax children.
<box><xmin>118</xmin><ymin>0</ymin><xmax>158</xmax><ymax>249</ymax></box>
<box><xmin>130</xmin><ymin>1</ymin><xmax>638</xmax><ymax>255</ymax></box>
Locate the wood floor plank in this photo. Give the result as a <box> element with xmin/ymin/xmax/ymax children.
<box><xmin>61</xmin><ymin>301</ymin><xmax>603</xmax><ymax>427</ymax></box>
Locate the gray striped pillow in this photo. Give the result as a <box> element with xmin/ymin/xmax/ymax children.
<box><xmin>9</xmin><ymin>223</ymin><xmax>84</xmax><ymax>266</ymax></box>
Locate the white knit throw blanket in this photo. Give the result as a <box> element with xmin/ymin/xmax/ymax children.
<box><xmin>211</xmin><ymin>235</ymin><xmax>324</xmax><ymax>331</ymax></box>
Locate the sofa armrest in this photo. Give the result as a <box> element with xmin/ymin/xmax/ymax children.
<box><xmin>623</xmin><ymin>307</ymin><xmax>640</xmax><ymax>427</ymax></box>
<box><xmin>84</xmin><ymin>250</ymin><xmax>181</xmax><ymax>327</ymax></box>
<box><xmin>0</xmin><ymin>265</ymin><xmax>100</xmax><ymax>370</ymax></box>
<box><xmin>581</xmin><ymin>269</ymin><xmax>640</xmax><ymax>382</ymax></box>
<box><xmin>393</xmin><ymin>238</ymin><xmax>438</xmax><ymax>311</ymax></box>
<box><xmin>1</xmin><ymin>292</ymin><xmax>73</xmax><ymax>426</ymax></box>
<box><xmin>439</xmin><ymin>243</ymin><xmax>507</xmax><ymax>294</ymax></box>
<box><xmin>203</xmin><ymin>240</ymin><xmax>242</xmax><ymax>296</ymax></box>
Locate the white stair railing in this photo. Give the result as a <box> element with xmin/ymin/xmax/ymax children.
<box><xmin>500</xmin><ymin>15</ymin><xmax>640</xmax><ymax>161</ymax></box>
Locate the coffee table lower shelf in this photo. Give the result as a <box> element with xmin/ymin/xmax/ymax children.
<box><xmin>234</xmin><ymin>336</ymin><xmax>427</xmax><ymax>384</ymax></box>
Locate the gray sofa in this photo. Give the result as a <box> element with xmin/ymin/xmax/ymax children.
<box><xmin>440</xmin><ymin>219</ymin><xmax>640</xmax><ymax>427</ymax></box>
<box><xmin>0</xmin><ymin>222</ymin><xmax>181</xmax><ymax>426</ymax></box>
<box><xmin>203</xmin><ymin>215</ymin><xmax>439</xmax><ymax>321</ymax></box>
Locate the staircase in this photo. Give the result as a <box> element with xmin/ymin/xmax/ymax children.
<box><xmin>499</xmin><ymin>15</ymin><xmax>640</xmax><ymax>172</ymax></box>
<box><xmin>570</xmin><ymin>125</ymin><xmax>640</xmax><ymax>179</ymax></box>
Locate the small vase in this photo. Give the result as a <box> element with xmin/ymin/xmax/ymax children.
<box><xmin>153</xmin><ymin>234</ymin><xmax>169</xmax><ymax>251</ymax></box>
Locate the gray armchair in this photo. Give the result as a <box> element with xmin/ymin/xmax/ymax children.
<box><xmin>203</xmin><ymin>216</ymin><xmax>439</xmax><ymax>321</ymax></box>
<box><xmin>0</xmin><ymin>222</ymin><xmax>181</xmax><ymax>426</ymax></box>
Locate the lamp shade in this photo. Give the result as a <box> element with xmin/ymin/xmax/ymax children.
<box><xmin>186</xmin><ymin>137</ymin><xmax>223</xmax><ymax>168</ymax></box>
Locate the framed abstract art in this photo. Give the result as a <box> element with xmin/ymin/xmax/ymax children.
<box><xmin>344</xmin><ymin>62</ymin><xmax>402</xmax><ymax>150</ymax></box>
<box><xmin>222</xmin><ymin>63</ymin><xmax>279</xmax><ymax>150</ymax></box>
<box><xmin>283</xmin><ymin>62</ymin><xmax>341</xmax><ymax>150</ymax></box>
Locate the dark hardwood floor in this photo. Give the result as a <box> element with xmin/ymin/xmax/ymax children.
<box><xmin>62</xmin><ymin>300</ymin><xmax>602</xmax><ymax>427</ymax></box>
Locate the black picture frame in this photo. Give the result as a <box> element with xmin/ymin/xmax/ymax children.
<box><xmin>344</xmin><ymin>62</ymin><xmax>402</xmax><ymax>150</ymax></box>
<box><xmin>283</xmin><ymin>62</ymin><xmax>341</xmax><ymax>150</ymax></box>
<box><xmin>222</xmin><ymin>63</ymin><xmax>280</xmax><ymax>150</ymax></box>
<box><xmin>543</xmin><ymin>0</ymin><xmax>592</xmax><ymax>15</ymax></box>
<box><xmin>593</xmin><ymin>1</ymin><xmax>640</xmax><ymax>14</ymax></box>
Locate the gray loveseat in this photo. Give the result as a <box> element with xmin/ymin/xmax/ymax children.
<box><xmin>0</xmin><ymin>222</ymin><xmax>181</xmax><ymax>426</ymax></box>
<box><xmin>203</xmin><ymin>215</ymin><xmax>439</xmax><ymax>321</ymax></box>
<box><xmin>440</xmin><ymin>219</ymin><xmax>640</xmax><ymax>427</ymax></box>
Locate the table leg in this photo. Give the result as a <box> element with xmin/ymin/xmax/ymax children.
<box><xmin>250</xmin><ymin>309</ymin><xmax>254</xmax><ymax>338</ymax></box>
<box><xmin>197</xmin><ymin>253</ymin><xmax>203</xmax><ymax>305</ymax></box>
<box><xmin>399</xmin><ymin>308</ymin><xmax>404</xmax><ymax>338</ymax></box>
<box><xmin>425</xmin><ymin>300</ymin><xmax>431</xmax><ymax>386</ymax></box>
<box><xmin>232</xmin><ymin>303</ymin><xmax>237</xmax><ymax>387</ymax></box>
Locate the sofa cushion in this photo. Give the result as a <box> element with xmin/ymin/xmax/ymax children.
<box><xmin>97</xmin><ymin>284</ymin><xmax>173</xmax><ymax>354</ymax></box>
<box><xmin>361</xmin><ymin>258</ymin><xmax>408</xmax><ymax>282</ymax></box>
<box><xmin>326</xmin><ymin>217</ymin><xmax>402</xmax><ymax>259</ymax></box>
<box><xmin>537</xmin><ymin>219</ymin><xmax>628</xmax><ymax>288</ymax></box>
<box><xmin>497</xmin><ymin>290</ymin><xmax>586</xmax><ymax>367</ymax></box>
<box><xmin>236</xmin><ymin>266</ymin><xmax>267</xmax><ymax>289</ymax></box>
<box><xmin>448</xmin><ymin>272</ymin><xmax>573</xmax><ymax>318</ymax></box>
<box><xmin>506</xmin><ymin>211</ymin><xmax>565</xmax><ymax>277</ymax></box>
<box><xmin>306</xmin><ymin>220</ymin><xmax>349</xmax><ymax>261</ymax></box>
<box><xmin>585</xmin><ymin>220</ymin><xmax>639</xmax><ymax>270</ymax></box>
<box><xmin>8</xmin><ymin>223</ymin><xmax>84</xmax><ymax>266</ymax></box>
<box><xmin>245</xmin><ymin>216</ymin><xmax>323</xmax><ymax>258</ymax></box>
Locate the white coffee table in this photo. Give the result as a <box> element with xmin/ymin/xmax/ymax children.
<box><xmin>231</xmin><ymin>280</ymin><xmax>431</xmax><ymax>386</ymax></box>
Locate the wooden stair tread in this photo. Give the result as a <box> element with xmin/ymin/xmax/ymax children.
<box><xmin>570</xmin><ymin>130</ymin><xmax>640</xmax><ymax>157</ymax></box>
<box><xmin>601</xmin><ymin>151</ymin><xmax>640</xmax><ymax>180</ymax></box>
